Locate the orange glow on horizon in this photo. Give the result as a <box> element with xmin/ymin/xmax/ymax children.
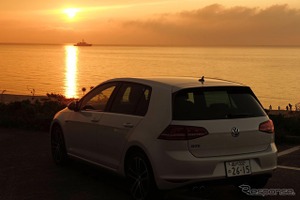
<box><xmin>0</xmin><ymin>1</ymin><xmax>299</xmax><ymax>45</ymax></box>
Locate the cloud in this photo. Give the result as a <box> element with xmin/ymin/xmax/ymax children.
<box><xmin>114</xmin><ymin>4</ymin><xmax>300</xmax><ymax>45</ymax></box>
<box><xmin>1</xmin><ymin>4</ymin><xmax>300</xmax><ymax>45</ymax></box>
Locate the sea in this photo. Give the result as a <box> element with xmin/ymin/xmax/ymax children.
<box><xmin>0</xmin><ymin>44</ymin><xmax>299</xmax><ymax>109</ymax></box>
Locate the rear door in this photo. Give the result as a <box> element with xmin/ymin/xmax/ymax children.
<box><xmin>95</xmin><ymin>82</ymin><xmax>151</xmax><ymax>169</ymax></box>
<box><xmin>172</xmin><ymin>86</ymin><xmax>273</xmax><ymax>158</ymax></box>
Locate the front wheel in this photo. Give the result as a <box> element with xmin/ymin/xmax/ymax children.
<box><xmin>51</xmin><ymin>125</ymin><xmax>68</xmax><ymax>165</ymax></box>
<box><xmin>125</xmin><ymin>152</ymin><xmax>157</xmax><ymax>200</ymax></box>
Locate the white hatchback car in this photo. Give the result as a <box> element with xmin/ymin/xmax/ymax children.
<box><xmin>51</xmin><ymin>77</ymin><xmax>277</xmax><ymax>200</ymax></box>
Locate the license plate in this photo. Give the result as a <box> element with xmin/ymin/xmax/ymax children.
<box><xmin>225</xmin><ymin>160</ymin><xmax>251</xmax><ymax>177</ymax></box>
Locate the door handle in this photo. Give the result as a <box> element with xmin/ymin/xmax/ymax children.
<box><xmin>123</xmin><ymin>123</ymin><xmax>134</xmax><ymax>128</ymax></box>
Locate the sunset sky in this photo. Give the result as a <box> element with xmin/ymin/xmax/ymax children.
<box><xmin>1</xmin><ymin>0</ymin><xmax>300</xmax><ymax>45</ymax></box>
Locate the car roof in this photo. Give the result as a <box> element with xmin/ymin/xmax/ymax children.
<box><xmin>107</xmin><ymin>77</ymin><xmax>245</xmax><ymax>91</ymax></box>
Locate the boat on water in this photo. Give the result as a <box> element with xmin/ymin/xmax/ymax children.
<box><xmin>74</xmin><ymin>39</ymin><xmax>92</xmax><ymax>46</ymax></box>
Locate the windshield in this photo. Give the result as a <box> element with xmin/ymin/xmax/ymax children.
<box><xmin>173</xmin><ymin>86</ymin><xmax>266</xmax><ymax>120</ymax></box>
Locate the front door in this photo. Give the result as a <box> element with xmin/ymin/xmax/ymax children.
<box><xmin>64</xmin><ymin>82</ymin><xmax>118</xmax><ymax>162</ymax></box>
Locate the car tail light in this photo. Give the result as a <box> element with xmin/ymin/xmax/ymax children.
<box><xmin>158</xmin><ymin>125</ymin><xmax>209</xmax><ymax>140</ymax></box>
<box><xmin>259</xmin><ymin>120</ymin><xmax>274</xmax><ymax>133</ymax></box>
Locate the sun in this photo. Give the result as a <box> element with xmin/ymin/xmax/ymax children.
<box><xmin>63</xmin><ymin>8</ymin><xmax>79</xmax><ymax>19</ymax></box>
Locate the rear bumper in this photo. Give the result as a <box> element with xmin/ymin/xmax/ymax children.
<box><xmin>151</xmin><ymin>142</ymin><xmax>277</xmax><ymax>190</ymax></box>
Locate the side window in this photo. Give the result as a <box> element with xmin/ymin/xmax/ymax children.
<box><xmin>110</xmin><ymin>83</ymin><xmax>151</xmax><ymax>116</ymax></box>
<box><xmin>80</xmin><ymin>84</ymin><xmax>116</xmax><ymax>112</ymax></box>
<box><xmin>136</xmin><ymin>87</ymin><xmax>151</xmax><ymax>116</ymax></box>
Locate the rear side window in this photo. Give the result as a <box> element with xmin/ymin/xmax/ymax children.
<box><xmin>173</xmin><ymin>86</ymin><xmax>266</xmax><ymax>120</ymax></box>
<box><xmin>110</xmin><ymin>83</ymin><xmax>151</xmax><ymax>116</ymax></box>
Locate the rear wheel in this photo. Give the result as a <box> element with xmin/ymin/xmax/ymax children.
<box><xmin>51</xmin><ymin>125</ymin><xmax>68</xmax><ymax>165</ymax></box>
<box><xmin>125</xmin><ymin>152</ymin><xmax>157</xmax><ymax>200</ymax></box>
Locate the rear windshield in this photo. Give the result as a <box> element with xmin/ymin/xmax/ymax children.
<box><xmin>173</xmin><ymin>86</ymin><xmax>266</xmax><ymax>120</ymax></box>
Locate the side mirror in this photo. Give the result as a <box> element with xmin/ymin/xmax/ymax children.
<box><xmin>68</xmin><ymin>101</ymin><xmax>79</xmax><ymax>111</ymax></box>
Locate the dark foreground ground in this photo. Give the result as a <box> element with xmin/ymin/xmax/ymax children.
<box><xmin>0</xmin><ymin>128</ymin><xmax>299</xmax><ymax>200</ymax></box>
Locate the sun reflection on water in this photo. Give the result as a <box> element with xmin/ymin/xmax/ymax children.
<box><xmin>65</xmin><ymin>45</ymin><xmax>78</xmax><ymax>98</ymax></box>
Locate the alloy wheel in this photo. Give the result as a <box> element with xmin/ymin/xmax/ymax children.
<box><xmin>51</xmin><ymin>125</ymin><xmax>67</xmax><ymax>164</ymax></box>
<box><xmin>126</xmin><ymin>153</ymin><xmax>152</xmax><ymax>200</ymax></box>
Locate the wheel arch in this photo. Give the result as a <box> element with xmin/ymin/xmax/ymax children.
<box><xmin>50</xmin><ymin>120</ymin><xmax>68</xmax><ymax>150</ymax></box>
<box><xmin>50</xmin><ymin>119</ymin><xmax>63</xmax><ymax>134</ymax></box>
<box><xmin>124</xmin><ymin>145</ymin><xmax>161</xmax><ymax>199</ymax></box>
<box><xmin>122</xmin><ymin>145</ymin><xmax>154</xmax><ymax>176</ymax></box>
<box><xmin>50</xmin><ymin>120</ymin><xmax>69</xmax><ymax>165</ymax></box>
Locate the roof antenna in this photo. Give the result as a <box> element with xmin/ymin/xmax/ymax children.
<box><xmin>199</xmin><ymin>76</ymin><xmax>205</xmax><ymax>84</ymax></box>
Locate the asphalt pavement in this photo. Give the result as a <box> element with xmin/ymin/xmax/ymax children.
<box><xmin>0</xmin><ymin>128</ymin><xmax>299</xmax><ymax>200</ymax></box>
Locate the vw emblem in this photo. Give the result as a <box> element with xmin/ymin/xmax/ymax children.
<box><xmin>231</xmin><ymin>127</ymin><xmax>240</xmax><ymax>137</ymax></box>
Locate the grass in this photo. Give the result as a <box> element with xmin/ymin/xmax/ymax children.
<box><xmin>0</xmin><ymin>97</ymin><xmax>67</xmax><ymax>131</ymax></box>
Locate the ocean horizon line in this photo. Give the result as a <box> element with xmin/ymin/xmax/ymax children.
<box><xmin>1</xmin><ymin>42</ymin><xmax>300</xmax><ymax>48</ymax></box>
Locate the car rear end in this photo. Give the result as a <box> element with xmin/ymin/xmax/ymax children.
<box><xmin>151</xmin><ymin>81</ymin><xmax>277</xmax><ymax>189</ymax></box>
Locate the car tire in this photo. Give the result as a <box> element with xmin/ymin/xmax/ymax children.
<box><xmin>125</xmin><ymin>151</ymin><xmax>158</xmax><ymax>200</ymax></box>
<box><xmin>51</xmin><ymin>124</ymin><xmax>68</xmax><ymax>165</ymax></box>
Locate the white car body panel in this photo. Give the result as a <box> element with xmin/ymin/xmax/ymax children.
<box><xmin>181</xmin><ymin>117</ymin><xmax>273</xmax><ymax>157</ymax></box>
<box><xmin>97</xmin><ymin>112</ymin><xmax>143</xmax><ymax>169</ymax></box>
